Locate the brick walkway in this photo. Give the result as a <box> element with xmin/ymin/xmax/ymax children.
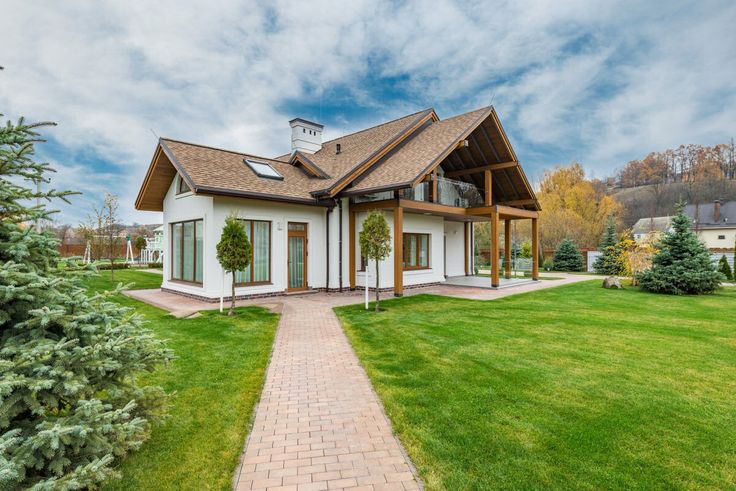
<box><xmin>233</xmin><ymin>296</ymin><xmax>420</xmax><ymax>491</ymax></box>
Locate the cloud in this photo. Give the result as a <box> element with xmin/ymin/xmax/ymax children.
<box><xmin>1</xmin><ymin>0</ymin><xmax>734</xmax><ymax>224</ymax></box>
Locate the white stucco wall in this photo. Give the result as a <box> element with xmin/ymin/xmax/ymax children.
<box><xmin>444</xmin><ymin>220</ymin><xmax>467</xmax><ymax>277</ymax></box>
<box><xmin>355</xmin><ymin>211</ymin><xmax>451</xmax><ymax>289</ymax></box>
<box><xmin>698</xmin><ymin>229</ymin><xmax>736</xmax><ymax>249</ymax></box>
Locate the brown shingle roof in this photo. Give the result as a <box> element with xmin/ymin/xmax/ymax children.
<box><xmin>161</xmin><ymin>139</ymin><xmax>322</xmax><ymax>203</ymax></box>
<box><xmin>348</xmin><ymin>107</ymin><xmax>492</xmax><ymax>193</ymax></box>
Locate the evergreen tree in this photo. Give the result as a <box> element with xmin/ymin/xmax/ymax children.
<box><xmin>0</xmin><ymin>117</ymin><xmax>173</xmax><ymax>488</ymax></box>
<box><xmin>639</xmin><ymin>203</ymin><xmax>723</xmax><ymax>294</ymax></box>
<box><xmin>593</xmin><ymin>215</ymin><xmax>625</xmax><ymax>275</ymax></box>
<box><xmin>216</xmin><ymin>216</ymin><xmax>252</xmax><ymax>316</ymax></box>
<box><xmin>553</xmin><ymin>237</ymin><xmax>585</xmax><ymax>271</ymax></box>
<box><xmin>718</xmin><ymin>255</ymin><xmax>732</xmax><ymax>281</ymax></box>
<box><xmin>359</xmin><ymin>211</ymin><xmax>392</xmax><ymax>312</ymax></box>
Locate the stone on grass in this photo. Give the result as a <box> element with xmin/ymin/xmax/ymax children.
<box><xmin>603</xmin><ymin>276</ymin><xmax>623</xmax><ymax>289</ymax></box>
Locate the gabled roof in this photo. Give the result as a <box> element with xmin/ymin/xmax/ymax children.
<box><xmin>686</xmin><ymin>202</ymin><xmax>736</xmax><ymax>229</ymax></box>
<box><xmin>632</xmin><ymin>216</ymin><xmax>673</xmax><ymax>235</ymax></box>
<box><xmin>135</xmin><ymin>105</ymin><xmax>539</xmax><ymax>211</ymax></box>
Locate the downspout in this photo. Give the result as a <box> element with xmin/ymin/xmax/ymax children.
<box><xmin>338</xmin><ymin>198</ymin><xmax>343</xmax><ymax>291</ymax></box>
<box><xmin>326</xmin><ymin>205</ymin><xmax>331</xmax><ymax>291</ymax></box>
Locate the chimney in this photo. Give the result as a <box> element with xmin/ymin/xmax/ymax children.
<box><xmin>714</xmin><ymin>199</ymin><xmax>722</xmax><ymax>222</ymax></box>
<box><xmin>289</xmin><ymin>118</ymin><xmax>323</xmax><ymax>154</ymax></box>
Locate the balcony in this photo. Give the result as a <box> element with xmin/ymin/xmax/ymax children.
<box><xmin>353</xmin><ymin>177</ymin><xmax>484</xmax><ymax>207</ymax></box>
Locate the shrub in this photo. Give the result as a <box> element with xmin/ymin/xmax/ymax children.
<box><xmin>553</xmin><ymin>238</ymin><xmax>584</xmax><ymax>271</ymax></box>
<box><xmin>543</xmin><ymin>258</ymin><xmax>554</xmax><ymax>271</ymax></box>
<box><xmin>95</xmin><ymin>261</ymin><xmax>130</xmax><ymax>270</ymax></box>
<box><xmin>0</xmin><ymin>118</ymin><xmax>173</xmax><ymax>488</ymax></box>
<box><xmin>718</xmin><ymin>255</ymin><xmax>733</xmax><ymax>281</ymax></box>
<box><xmin>147</xmin><ymin>261</ymin><xmax>163</xmax><ymax>269</ymax></box>
<box><xmin>639</xmin><ymin>203</ymin><xmax>723</xmax><ymax>294</ymax></box>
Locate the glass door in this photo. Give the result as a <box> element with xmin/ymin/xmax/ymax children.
<box><xmin>288</xmin><ymin>222</ymin><xmax>307</xmax><ymax>291</ymax></box>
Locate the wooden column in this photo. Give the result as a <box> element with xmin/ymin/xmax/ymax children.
<box><xmin>491</xmin><ymin>210</ymin><xmax>500</xmax><ymax>287</ymax></box>
<box><xmin>393</xmin><ymin>206</ymin><xmax>404</xmax><ymax>296</ymax></box>
<box><xmin>532</xmin><ymin>217</ymin><xmax>539</xmax><ymax>281</ymax></box>
<box><xmin>504</xmin><ymin>219</ymin><xmax>512</xmax><ymax>279</ymax></box>
<box><xmin>349</xmin><ymin>211</ymin><xmax>356</xmax><ymax>289</ymax></box>
<box><xmin>484</xmin><ymin>170</ymin><xmax>493</xmax><ymax>206</ymax></box>
<box><xmin>464</xmin><ymin>221</ymin><xmax>470</xmax><ymax>275</ymax></box>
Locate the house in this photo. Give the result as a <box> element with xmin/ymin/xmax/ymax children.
<box><xmin>686</xmin><ymin>200</ymin><xmax>736</xmax><ymax>251</ymax></box>
<box><xmin>634</xmin><ymin>201</ymin><xmax>736</xmax><ymax>252</ymax></box>
<box><xmin>632</xmin><ymin>216</ymin><xmax>673</xmax><ymax>242</ymax></box>
<box><xmin>135</xmin><ymin>106</ymin><xmax>541</xmax><ymax>301</ymax></box>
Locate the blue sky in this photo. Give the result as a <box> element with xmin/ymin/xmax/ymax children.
<box><xmin>1</xmin><ymin>0</ymin><xmax>735</xmax><ymax>224</ymax></box>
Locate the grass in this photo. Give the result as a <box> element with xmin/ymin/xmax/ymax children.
<box><xmin>85</xmin><ymin>270</ymin><xmax>279</xmax><ymax>490</ymax></box>
<box><xmin>336</xmin><ymin>282</ymin><xmax>736</xmax><ymax>490</ymax></box>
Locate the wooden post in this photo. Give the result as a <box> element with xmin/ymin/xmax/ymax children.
<box><xmin>394</xmin><ymin>206</ymin><xmax>404</xmax><ymax>296</ymax></box>
<box><xmin>349</xmin><ymin>211</ymin><xmax>356</xmax><ymax>289</ymax></box>
<box><xmin>491</xmin><ymin>210</ymin><xmax>500</xmax><ymax>287</ymax></box>
<box><xmin>504</xmin><ymin>219</ymin><xmax>512</xmax><ymax>279</ymax></box>
<box><xmin>464</xmin><ymin>221</ymin><xmax>470</xmax><ymax>275</ymax></box>
<box><xmin>484</xmin><ymin>170</ymin><xmax>493</xmax><ymax>206</ymax></box>
<box><xmin>532</xmin><ymin>217</ymin><xmax>539</xmax><ymax>281</ymax></box>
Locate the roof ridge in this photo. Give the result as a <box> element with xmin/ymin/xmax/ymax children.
<box><xmin>160</xmin><ymin>137</ymin><xmax>285</xmax><ymax>164</ymax></box>
<box><xmin>320</xmin><ymin>107</ymin><xmax>435</xmax><ymax>145</ymax></box>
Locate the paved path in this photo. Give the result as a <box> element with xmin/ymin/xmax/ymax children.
<box><xmin>233</xmin><ymin>296</ymin><xmax>420</xmax><ymax>491</ymax></box>
<box><xmin>125</xmin><ymin>273</ymin><xmax>601</xmax><ymax>490</ymax></box>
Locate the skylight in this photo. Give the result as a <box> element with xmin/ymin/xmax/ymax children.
<box><xmin>245</xmin><ymin>159</ymin><xmax>283</xmax><ymax>180</ymax></box>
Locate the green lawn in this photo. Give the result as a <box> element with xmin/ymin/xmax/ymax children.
<box><xmin>336</xmin><ymin>282</ymin><xmax>736</xmax><ymax>490</ymax></box>
<box><xmin>85</xmin><ymin>270</ymin><xmax>278</xmax><ymax>490</ymax></box>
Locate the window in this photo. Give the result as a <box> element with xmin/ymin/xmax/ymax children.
<box><xmin>245</xmin><ymin>159</ymin><xmax>283</xmax><ymax>180</ymax></box>
<box><xmin>234</xmin><ymin>220</ymin><xmax>271</xmax><ymax>285</ymax></box>
<box><xmin>403</xmin><ymin>233</ymin><xmax>430</xmax><ymax>270</ymax></box>
<box><xmin>718</xmin><ymin>235</ymin><xmax>726</xmax><ymax>240</ymax></box>
<box><xmin>171</xmin><ymin>219</ymin><xmax>203</xmax><ymax>283</ymax></box>
<box><xmin>176</xmin><ymin>174</ymin><xmax>191</xmax><ymax>195</ymax></box>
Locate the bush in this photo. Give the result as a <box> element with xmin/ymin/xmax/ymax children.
<box><xmin>543</xmin><ymin>258</ymin><xmax>554</xmax><ymax>271</ymax></box>
<box><xmin>147</xmin><ymin>262</ymin><xmax>163</xmax><ymax>269</ymax></box>
<box><xmin>95</xmin><ymin>261</ymin><xmax>130</xmax><ymax>270</ymax></box>
<box><xmin>553</xmin><ymin>238</ymin><xmax>585</xmax><ymax>272</ymax></box>
<box><xmin>718</xmin><ymin>255</ymin><xmax>733</xmax><ymax>281</ymax></box>
<box><xmin>639</xmin><ymin>203</ymin><xmax>723</xmax><ymax>294</ymax></box>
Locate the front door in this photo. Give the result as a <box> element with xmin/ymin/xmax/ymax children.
<box><xmin>287</xmin><ymin>222</ymin><xmax>308</xmax><ymax>291</ymax></box>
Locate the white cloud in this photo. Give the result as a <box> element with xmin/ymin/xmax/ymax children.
<box><xmin>1</xmin><ymin>0</ymin><xmax>734</xmax><ymax>224</ymax></box>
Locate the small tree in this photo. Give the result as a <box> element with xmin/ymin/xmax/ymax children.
<box><xmin>718</xmin><ymin>255</ymin><xmax>733</xmax><ymax>281</ymax></box>
<box><xmin>91</xmin><ymin>193</ymin><xmax>123</xmax><ymax>280</ymax></box>
<box><xmin>520</xmin><ymin>240</ymin><xmax>532</xmax><ymax>259</ymax></box>
<box><xmin>135</xmin><ymin>235</ymin><xmax>147</xmax><ymax>254</ymax></box>
<box><xmin>639</xmin><ymin>203</ymin><xmax>723</xmax><ymax>294</ymax></box>
<box><xmin>216</xmin><ymin>216</ymin><xmax>251</xmax><ymax>315</ymax></box>
<box><xmin>553</xmin><ymin>237</ymin><xmax>585</xmax><ymax>271</ymax></box>
<box><xmin>593</xmin><ymin>215</ymin><xmax>623</xmax><ymax>275</ymax></box>
<box><xmin>359</xmin><ymin>210</ymin><xmax>392</xmax><ymax>312</ymax></box>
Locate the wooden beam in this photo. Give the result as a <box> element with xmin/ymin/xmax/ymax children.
<box><xmin>496</xmin><ymin>205</ymin><xmax>539</xmax><ymax>219</ymax></box>
<box><xmin>498</xmin><ymin>198</ymin><xmax>536</xmax><ymax>207</ymax></box>
<box><xmin>349</xmin><ymin>211</ymin><xmax>356</xmax><ymax>289</ymax></box>
<box><xmin>398</xmin><ymin>199</ymin><xmax>466</xmax><ymax>216</ymax></box>
<box><xmin>532</xmin><ymin>217</ymin><xmax>539</xmax><ymax>281</ymax></box>
<box><xmin>455</xmin><ymin>140</ymin><xmax>469</xmax><ymax>150</ymax></box>
<box><xmin>491</xmin><ymin>211</ymin><xmax>500</xmax><ymax>287</ymax></box>
<box><xmin>394</xmin><ymin>207</ymin><xmax>404</xmax><ymax>296</ymax></box>
<box><xmin>445</xmin><ymin>161</ymin><xmax>517</xmax><ymax>178</ymax></box>
<box><xmin>484</xmin><ymin>170</ymin><xmax>492</xmax><ymax>206</ymax></box>
<box><xmin>504</xmin><ymin>219</ymin><xmax>512</xmax><ymax>279</ymax></box>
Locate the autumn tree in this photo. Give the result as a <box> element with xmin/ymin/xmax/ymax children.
<box><xmin>537</xmin><ymin>162</ymin><xmax>622</xmax><ymax>251</ymax></box>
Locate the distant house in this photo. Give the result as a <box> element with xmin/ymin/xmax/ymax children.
<box><xmin>686</xmin><ymin>200</ymin><xmax>736</xmax><ymax>251</ymax></box>
<box><xmin>633</xmin><ymin>200</ymin><xmax>736</xmax><ymax>251</ymax></box>
<box><xmin>632</xmin><ymin>216</ymin><xmax>673</xmax><ymax>242</ymax></box>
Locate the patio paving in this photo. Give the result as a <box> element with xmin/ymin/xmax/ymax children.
<box><xmin>123</xmin><ymin>273</ymin><xmax>601</xmax><ymax>490</ymax></box>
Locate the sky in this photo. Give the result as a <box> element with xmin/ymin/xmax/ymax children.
<box><xmin>1</xmin><ymin>0</ymin><xmax>735</xmax><ymax>225</ymax></box>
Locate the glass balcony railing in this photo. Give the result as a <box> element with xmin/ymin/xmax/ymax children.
<box><xmin>352</xmin><ymin>177</ymin><xmax>484</xmax><ymax>208</ymax></box>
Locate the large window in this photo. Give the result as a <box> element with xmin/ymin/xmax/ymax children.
<box><xmin>403</xmin><ymin>233</ymin><xmax>430</xmax><ymax>270</ymax></box>
<box><xmin>176</xmin><ymin>174</ymin><xmax>191</xmax><ymax>195</ymax></box>
<box><xmin>171</xmin><ymin>219</ymin><xmax>203</xmax><ymax>283</ymax></box>
<box><xmin>235</xmin><ymin>220</ymin><xmax>271</xmax><ymax>285</ymax></box>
